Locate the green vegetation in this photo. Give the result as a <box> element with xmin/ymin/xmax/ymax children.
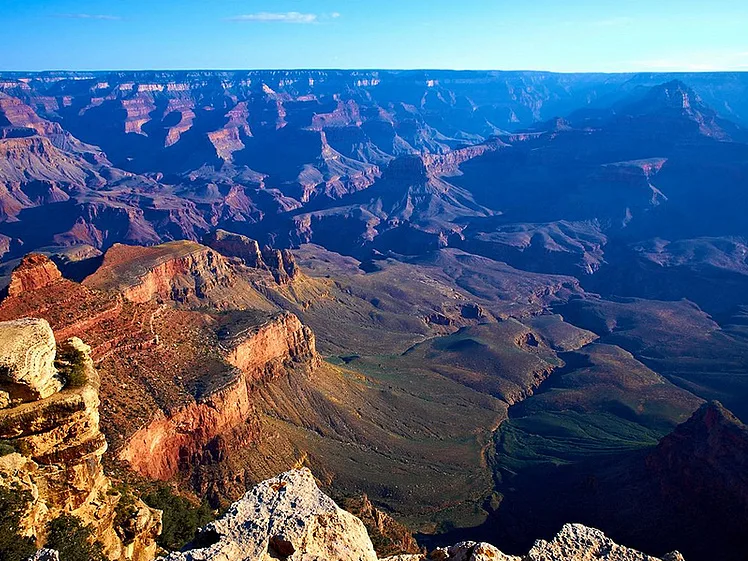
<box><xmin>0</xmin><ymin>487</ymin><xmax>36</xmax><ymax>561</ymax></box>
<box><xmin>113</xmin><ymin>485</ymin><xmax>140</xmax><ymax>546</ymax></box>
<box><xmin>0</xmin><ymin>439</ymin><xmax>17</xmax><ymax>457</ymax></box>
<box><xmin>54</xmin><ymin>346</ymin><xmax>88</xmax><ymax>388</ymax></box>
<box><xmin>143</xmin><ymin>485</ymin><xmax>214</xmax><ymax>551</ymax></box>
<box><xmin>46</xmin><ymin>515</ymin><xmax>105</xmax><ymax>561</ymax></box>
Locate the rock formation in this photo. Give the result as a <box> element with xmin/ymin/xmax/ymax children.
<box><xmin>6</xmin><ymin>254</ymin><xmax>63</xmax><ymax>297</ymax></box>
<box><xmin>203</xmin><ymin>230</ymin><xmax>299</xmax><ymax>285</ymax></box>
<box><xmin>160</xmin><ymin>468</ymin><xmax>378</xmax><ymax>561</ymax></box>
<box><xmin>0</xmin><ymin>317</ymin><xmax>61</xmax><ymax>406</ymax></box>
<box><xmin>0</xmin><ymin>320</ymin><xmax>161</xmax><ymax>560</ymax></box>
<box><xmin>343</xmin><ymin>495</ymin><xmax>422</xmax><ymax>557</ymax></box>
<box><xmin>119</xmin><ymin>312</ymin><xmax>318</xmax><ymax>482</ymax></box>
<box><xmin>161</xmin><ymin>469</ymin><xmax>683</xmax><ymax>561</ymax></box>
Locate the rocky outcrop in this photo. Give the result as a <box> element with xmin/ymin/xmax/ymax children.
<box><xmin>0</xmin><ymin>317</ymin><xmax>61</xmax><ymax>407</ymax></box>
<box><xmin>6</xmin><ymin>254</ymin><xmax>63</xmax><ymax>297</ymax></box>
<box><xmin>0</xmin><ymin>325</ymin><xmax>161</xmax><ymax>560</ymax></box>
<box><xmin>343</xmin><ymin>495</ymin><xmax>422</xmax><ymax>557</ymax></box>
<box><xmin>431</xmin><ymin>542</ymin><xmax>519</xmax><ymax>561</ymax></box>
<box><xmin>160</xmin><ymin>468</ymin><xmax>377</xmax><ymax>561</ymax></box>
<box><xmin>524</xmin><ymin>524</ymin><xmax>684</xmax><ymax>561</ymax></box>
<box><xmin>204</xmin><ymin>230</ymin><xmax>265</xmax><ymax>268</ymax></box>
<box><xmin>161</xmin><ymin>470</ymin><xmax>684</xmax><ymax>561</ymax></box>
<box><xmin>203</xmin><ymin>230</ymin><xmax>299</xmax><ymax>285</ymax></box>
<box><xmin>119</xmin><ymin>312</ymin><xmax>318</xmax><ymax>481</ymax></box>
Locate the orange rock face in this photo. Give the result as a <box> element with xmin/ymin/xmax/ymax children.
<box><xmin>6</xmin><ymin>253</ymin><xmax>63</xmax><ymax>297</ymax></box>
<box><xmin>120</xmin><ymin>312</ymin><xmax>318</xmax><ymax>481</ymax></box>
<box><xmin>0</xmin><ymin>246</ymin><xmax>320</xmax><ymax>503</ymax></box>
<box><xmin>223</xmin><ymin>312</ymin><xmax>319</xmax><ymax>380</ymax></box>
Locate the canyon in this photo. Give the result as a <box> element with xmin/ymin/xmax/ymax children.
<box><xmin>0</xmin><ymin>69</ymin><xmax>747</xmax><ymax>561</ymax></box>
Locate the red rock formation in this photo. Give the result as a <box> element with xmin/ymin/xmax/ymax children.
<box><xmin>6</xmin><ymin>253</ymin><xmax>63</xmax><ymax>297</ymax></box>
<box><xmin>119</xmin><ymin>312</ymin><xmax>318</xmax><ymax>481</ymax></box>
<box><xmin>203</xmin><ymin>229</ymin><xmax>300</xmax><ymax>285</ymax></box>
<box><xmin>82</xmin><ymin>241</ymin><xmax>273</xmax><ymax>309</ymax></box>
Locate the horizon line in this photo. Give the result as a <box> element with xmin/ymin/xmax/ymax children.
<box><xmin>1</xmin><ymin>68</ymin><xmax>748</xmax><ymax>75</ymax></box>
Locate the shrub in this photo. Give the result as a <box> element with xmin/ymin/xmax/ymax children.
<box><xmin>54</xmin><ymin>347</ymin><xmax>88</xmax><ymax>388</ymax></box>
<box><xmin>143</xmin><ymin>485</ymin><xmax>214</xmax><ymax>551</ymax></box>
<box><xmin>0</xmin><ymin>440</ymin><xmax>17</xmax><ymax>457</ymax></box>
<box><xmin>46</xmin><ymin>515</ymin><xmax>105</xmax><ymax>561</ymax></box>
<box><xmin>0</xmin><ymin>487</ymin><xmax>36</xmax><ymax>561</ymax></box>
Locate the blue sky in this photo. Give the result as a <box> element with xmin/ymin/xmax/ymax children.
<box><xmin>1</xmin><ymin>0</ymin><xmax>747</xmax><ymax>72</ymax></box>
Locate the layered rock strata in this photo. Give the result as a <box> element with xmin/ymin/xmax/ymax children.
<box><xmin>0</xmin><ymin>322</ymin><xmax>161</xmax><ymax>560</ymax></box>
<box><xmin>119</xmin><ymin>312</ymin><xmax>319</xmax><ymax>481</ymax></box>
<box><xmin>0</xmin><ymin>317</ymin><xmax>61</xmax><ymax>406</ymax></box>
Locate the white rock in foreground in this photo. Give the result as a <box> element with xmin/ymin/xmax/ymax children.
<box><xmin>0</xmin><ymin>318</ymin><xmax>61</xmax><ymax>407</ymax></box>
<box><xmin>160</xmin><ymin>468</ymin><xmax>377</xmax><ymax>561</ymax></box>
<box><xmin>430</xmin><ymin>541</ymin><xmax>520</xmax><ymax>561</ymax></box>
<box><xmin>526</xmin><ymin>523</ymin><xmax>685</xmax><ymax>561</ymax></box>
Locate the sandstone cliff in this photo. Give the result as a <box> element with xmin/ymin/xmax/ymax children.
<box><xmin>119</xmin><ymin>312</ymin><xmax>319</xmax><ymax>483</ymax></box>
<box><xmin>0</xmin><ymin>317</ymin><xmax>62</xmax><ymax>406</ymax></box>
<box><xmin>82</xmin><ymin>241</ymin><xmax>275</xmax><ymax>310</ymax></box>
<box><xmin>203</xmin><ymin>229</ymin><xmax>299</xmax><ymax>285</ymax></box>
<box><xmin>0</xmin><ymin>319</ymin><xmax>160</xmax><ymax>560</ymax></box>
<box><xmin>6</xmin><ymin>254</ymin><xmax>63</xmax><ymax>297</ymax></box>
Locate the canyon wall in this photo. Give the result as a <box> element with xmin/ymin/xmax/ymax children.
<box><xmin>119</xmin><ymin>312</ymin><xmax>319</xmax><ymax>482</ymax></box>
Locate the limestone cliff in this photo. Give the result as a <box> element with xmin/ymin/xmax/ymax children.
<box><xmin>0</xmin><ymin>320</ymin><xmax>160</xmax><ymax>561</ymax></box>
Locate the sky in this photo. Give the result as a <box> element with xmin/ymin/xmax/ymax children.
<box><xmin>1</xmin><ymin>0</ymin><xmax>747</xmax><ymax>72</ymax></box>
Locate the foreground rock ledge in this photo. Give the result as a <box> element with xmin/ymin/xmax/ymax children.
<box><xmin>160</xmin><ymin>468</ymin><xmax>377</xmax><ymax>561</ymax></box>
<box><xmin>160</xmin><ymin>468</ymin><xmax>684</xmax><ymax>561</ymax></box>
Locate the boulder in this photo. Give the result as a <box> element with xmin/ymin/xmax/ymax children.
<box><xmin>526</xmin><ymin>523</ymin><xmax>682</xmax><ymax>561</ymax></box>
<box><xmin>0</xmin><ymin>318</ymin><xmax>61</xmax><ymax>406</ymax></box>
<box><xmin>430</xmin><ymin>542</ymin><xmax>519</xmax><ymax>561</ymax></box>
<box><xmin>160</xmin><ymin>468</ymin><xmax>377</xmax><ymax>561</ymax></box>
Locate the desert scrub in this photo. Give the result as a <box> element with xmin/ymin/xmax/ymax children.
<box><xmin>113</xmin><ymin>484</ymin><xmax>141</xmax><ymax>545</ymax></box>
<box><xmin>143</xmin><ymin>485</ymin><xmax>214</xmax><ymax>550</ymax></box>
<box><xmin>46</xmin><ymin>514</ymin><xmax>105</xmax><ymax>561</ymax></box>
<box><xmin>54</xmin><ymin>345</ymin><xmax>88</xmax><ymax>388</ymax></box>
<box><xmin>0</xmin><ymin>439</ymin><xmax>17</xmax><ymax>457</ymax></box>
<box><xmin>0</xmin><ymin>486</ymin><xmax>37</xmax><ymax>561</ymax></box>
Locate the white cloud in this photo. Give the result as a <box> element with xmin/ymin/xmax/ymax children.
<box><xmin>58</xmin><ymin>14</ymin><xmax>121</xmax><ymax>20</ymax></box>
<box><xmin>228</xmin><ymin>12</ymin><xmax>319</xmax><ymax>24</ymax></box>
